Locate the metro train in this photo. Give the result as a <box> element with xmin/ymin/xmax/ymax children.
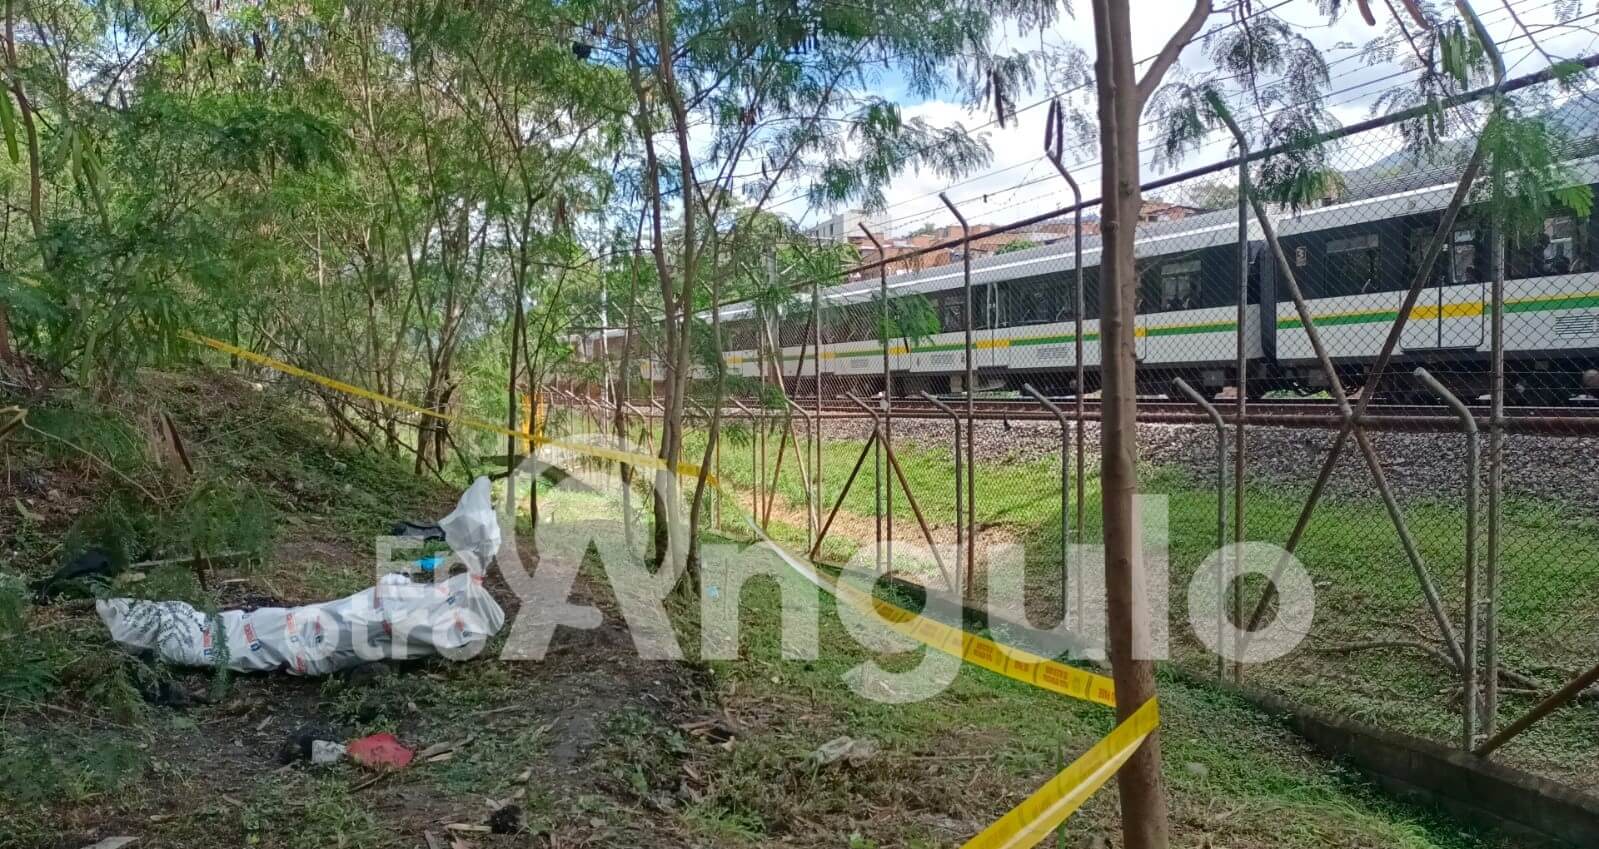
<box><xmin>598</xmin><ymin>155</ymin><xmax>1599</xmax><ymax>404</ymax></box>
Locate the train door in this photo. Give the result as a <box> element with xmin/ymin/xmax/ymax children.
<box><xmin>1403</xmin><ymin>227</ymin><xmax>1484</xmax><ymax>350</ymax></box>
<box><xmin>1135</xmin><ymin>262</ymin><xmax>1155</xmax><ymax>360</ymax></box>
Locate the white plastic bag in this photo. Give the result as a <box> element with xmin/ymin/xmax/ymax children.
<box><xmin>438</xmin><ymin>476</ymin><xmax>501</xmax><ymax>573</ymax></box>
<box><xmin>96</xmin><ymin>479</ymin><xmax>506</xmax><ymax>675</ymax></box>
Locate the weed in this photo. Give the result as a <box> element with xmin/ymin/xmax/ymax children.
<box><xmin>0</xmin><ymin>729</ymin><xmax>146</xmax><ymax>808</ymax></box>
<box><xmin>428</xmin><ymin>722</ymin><xmax>550</xmax><ymax>801</ymax></box>
<box><xmin>682</xmin><ymin>801</ymin><xmax>766</xmax><ymax>842</ymax></box>
<box><xmin>600</xmin><ymin>708</ymin><xmax>689</xmax><ymax>803</ymax></box>
<box><xmin>239</xmin><ymin>774</ymin><xmax>390</xmax><ymax>849</ymax></box>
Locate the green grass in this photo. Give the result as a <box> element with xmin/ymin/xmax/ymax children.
<box><xmin>679</xmin><ymin>421</ymin><xmax>1599</xmax><ymax>791</ymax></box>
<box><xmin>525</xmin><ymin>472</ymin><xmax>1511</xmax><ymax>849</ymax></box>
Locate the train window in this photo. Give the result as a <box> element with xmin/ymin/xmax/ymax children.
<box><xmin>1326</xmin><ymin>233</ymin><xmax>1380</xmax><ymax>296</ymax></box>
<box><xmin>851</xmin><ymin>302</ymin><xmax>879</xmax><ymax>342</ymax></box>
<box><xmin>1079</xmin><ymin>267</ymin><xmax>1101</xmax><ymax>318</ymax></box>
<box><xmin>1407</xmin><ymin>227</ymin><xmax>1473</xmax><ymax>287</ymax></box>
<box><xmin>777</xmin><ymin>309</ymin><xmax>809</xmax><ymax>346</ymax></box>
<box><xmin>1508</xmin><ymin>215</ymin><xmax>1586</xmax><ymax>278</ymax></box>
<box><xmin>937</xmin><ymin>291</ymin><xmax>966</xmax><ymax>333</ymax></box>
<box><xmin>1452</xmin><ymin>230</ymin><xmax>1480</xmax><ymax>284</ymax></box>
<box><xmin>1002</xmin><ymin>277</ymin><xmax>1061</xmax><ymax>326</ymax></box>
<box><xmin>726</xmin><ymin>318</ymin><xmax>753</xmax><ymax>351</ymax></box>
<box><xmin>1546</xmin><ymin>216</ymin><xmax>1578</xmax><ymax>274</ymax></box>
<box><xmin>1159</xmin><ymin>259</ymin><xmax>1201</xmax><ymax>311</ymax></box>
<box><xmin>972</xmin><ymin>285</ymin><xmax>994</xmax><ymax>330</ymax></box>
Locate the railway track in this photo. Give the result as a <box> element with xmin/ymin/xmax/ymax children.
<box><xmin>780</xmin><ymin>396</ymin><xmax>1599</xmax><ymax>435</ymax></box>
<box><xmin>549</xmin><ymin>392</ymin><xmax>1599</xmax><ymax>435</ymax></box>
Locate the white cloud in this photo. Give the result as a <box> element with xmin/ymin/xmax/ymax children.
<box><xmin>781</xmin><ymin>0</ymin><xmax>1597</xmax><ymax>234</ymax></box>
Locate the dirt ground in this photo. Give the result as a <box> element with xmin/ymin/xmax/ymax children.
<box><xmin>17</xmin><ymin>530</ymin><xmax>735</xmax><ymax>849</ymax></box>
<box><xmin>0</xmin><ymin>374</ymin><xmax>1536</xmax><ymax>849</ymax></box>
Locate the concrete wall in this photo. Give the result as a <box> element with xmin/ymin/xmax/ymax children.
<box><xmin>1230</xmin><ymin>686</ymin><xmax>1599</xmax><ymax>849</ymax></box>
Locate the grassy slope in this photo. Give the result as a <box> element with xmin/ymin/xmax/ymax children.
<box><xmin>537</xmin><ymin>481</ymin><xmax>1504</xmax><ymax>849</ymax></box>
<box><xmin>1</xmin><ymin>373</ymin><xmax>721</xmax><ymax>849</ymax></box>
<box><xmin>681</xmin><ymin>421</ymin><xmax>1599</xmax><ymax>792</ymax></box>
<box><xmin>0</xmin><ymin>380</ymin><xmax>1553</xmax><ymax>848</ymax></box>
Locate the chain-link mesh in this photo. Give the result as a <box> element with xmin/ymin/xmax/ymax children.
<box><xmin>567</xmin><ymin>68</ymin><xmax>1599</xmax><ymax>791</ymax></box>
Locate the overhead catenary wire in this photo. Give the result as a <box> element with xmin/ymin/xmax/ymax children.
<box><xmin>760</xmin><ymin>0</ymin><xmax>1564</xmax><ymax>229</ymax></box>
<box><xmin>692</xmin><ymin>51</ymin><xmax>1599</xmax><ymax>315</ymax></box>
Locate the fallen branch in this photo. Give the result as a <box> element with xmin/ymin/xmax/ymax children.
<box><xmin>1316</xmin><ymin>639</ymin><xmax>1560</xmax><ymax>696</ymax></box>
<box><xmin>22</xmin><ymin>422</ymin><xmax>161</xmax><ymax>502</ymax></box>
<box><xmin>0</xmin><ymin>406</ymin><xmax>23</xmax><ymax>442</ymax></box>
<box><xmin>1316</xmin><ymin>639</ymin><xmax>1459</xmax><ymax>672</ymax></box>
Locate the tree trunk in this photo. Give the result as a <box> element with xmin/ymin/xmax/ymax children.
<box><xmin>507</xmin><ymin>280</ymin><xmax>525</xmax><ymax>505</ymax></box>
<box><xmin>617</xmin><ymin>254</ymin><xmax>641</xmax><ymax>555</ymax></box>
<box><xmin>0</xmin><ymin>304</ymin><xmax>13</xmax><ymax>364</ymax></box>
<box><xmin>685</xmin><ymin>237</ymin><xmax>727</xmax><ymax>578</ymax></box>
<box><xmin>1090</xmin><ymin>0</ymin><xmax>1169</xmax><ymax>846</ymax></box>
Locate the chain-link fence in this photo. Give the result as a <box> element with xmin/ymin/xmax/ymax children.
<box><xmin>557</xmin><ymin>59</ymin><xmax>1599</xmax><ymax>794</ymax></box>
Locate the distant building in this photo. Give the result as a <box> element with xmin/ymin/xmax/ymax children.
<box><xmin>1137</xmin><ymin>200</ymin><xmax>1203</xmax><ymax>223</ymax></box>
<box><xmin>808</xmin><ymin>209</ymin><xmax>891</xmax><ymax>244</ymax></box>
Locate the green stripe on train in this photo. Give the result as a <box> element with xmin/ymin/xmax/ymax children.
<box><xmin>793</xmin><ymin>320</ymin><xmax>1254</xmax><ymax>358</ymax></box>
<box><xmin>1275</xmin><ymin>293</ymin><xmax>1599</xmax><ymax>329</ymax></box>
<box><xmin>1504</xmin><ymin>293</ymin><xmax>1599</xmax><ymax>313</ymax></box>
<box><xmin>758</xmin><ymin>292</ymin><xmax>1599</xmax><ymax>362</ymax></box>
<box><xmin>1278</xmin><ymin>310</ymin><xmax>1400</xmax><ymax>330</ymax></box>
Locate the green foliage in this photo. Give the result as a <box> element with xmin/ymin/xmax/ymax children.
<box><xmin>879</xmin><ymin>293</ymin><xmax>940</xmax><ymax>347</ymax></box>
<box><xmin>61</xmin><ymin>491</ymin><xmax>156</xmax><ymax>576</ymax></box>
<box><xmin>1473</xmin><ymin>110</ymin><xmax>1595</xmax><ymax>240</ymax></box>
<box><xmin>0</xmin><ymin>573</ymin><xmax>58</xmax><ymax>703</ymax></box>
<box><xmin>240</xmin><ymin>774</ymin><xmax>389</xmax><ymax>848</ymax></box>
<box><xmin>1437</xmin><ymin>21</ymin><xmax>1490</xmax><ymax>89</ymax></box>
<box><xmin>1153</xmin><ymin>85</ymin><xmax>1344</xmax><ymax>213</ymax></box>
<box><xmin>25</xmin><ymin>400</ymin><xmax>150</xmax><ymax>479</ymax></box>
<box><xmin>0</xmin><ymin>730</ymin><xmax>146</xmax><ymax>807</ymax></box>
<box><xmin>170</xmin><ymin>477</ymin><xmax>275</xmax><ymax>562</ymax></box>
<box><xmin>994</xmin><ymin>238</ymin><xmax>1037</xmax><ymax>255</ymax></box>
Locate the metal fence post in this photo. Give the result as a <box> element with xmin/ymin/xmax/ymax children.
<box><xmin>861</xmin><ymin>223</ymin><xmax>894</xmax><ymax>574</ymax></box>
<box><xmin>1022</xmin><ymin>383</ymin><xmax>1071</xmax><ymax>626</ymax></box>
<box><xmin>940</xmin><ymin>191</ymin><xmax>976</xmax><ymax>597</ymax></box>
<box><xmin>1045</xmin><ymin>134</ymin><xmax>1087</xmax><ymax>573</ymax></box>
<box><xmin>1486</xmin><ymin>229</ymin><xmax>1506</xmax><ymax>736</ymax></box>
<box><xmin>921</xmin><ymin>391</ymin><xmax>964</xmax><ymax>598</ymax></box>
<box><xmin>813</xmin><ymin>275</ymin><xmax>824</xmax><ymax>546</ymax></box>
<box><xmin>785</xmin><ymin>396</ymin><xmax>819</xmax><ymax>549</ymax></box>
<box><xmin>1174</xmin><ymin>378</ymin><xmax>1227</xmax><ymax>681</ymax></box>
<box><xmin>730</xmin><ymin>398</ymin><xmax>759</xmax><ymax>526</ymax></box>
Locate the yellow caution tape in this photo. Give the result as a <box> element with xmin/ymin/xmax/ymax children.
<box><xmin>183</xmin><ymin>333</ymin><xmax>714</xmax><ymax>483</ymax></box>
<box><xmin>183</xmin><ymin>330</ymin><xmax>1155</xmax><ymax>849</ymax></box>
<box><xmin>833</xmin><ymin>581</ymin><xmax>1116</xmax><ymax>707</ymax></box>
<box><xmin>963</xmin><ymin>697</ymin><xmax>1160</xmax><ymax>849</ymax></box>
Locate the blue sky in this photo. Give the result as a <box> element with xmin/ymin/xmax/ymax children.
<box><xmin>760</xmin><ymin>0</ymin><xmax>1599</xmax><ymax>236</ymax></box>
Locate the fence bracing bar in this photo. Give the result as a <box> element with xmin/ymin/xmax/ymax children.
<box><xmin>1212</xmin><ymin>88</ymin><xmax>1492</xmax><ymax>674</ymax></box>
<box><xmin>1172</xmin><ymin>378</ymin><xmax>1229</xmax><ymax>682</ymax></box>
<box><xmin>1416</xmin><ymin>367</ymin><xmax>1482</xmax><ymax>749</ymax></box>
<box><xmin>845</xmin><ymin>392</ymin><xmax>952</xmax><ymax>591</ymax></box>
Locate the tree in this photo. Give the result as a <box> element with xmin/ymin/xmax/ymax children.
<box><xmin>995</xmin><ymin>237</ymin><xmax>1039</xmax><ymax>254</ymax></box>
<box><xmin>1082</xmin><ymin>4</ymin><xmax>1216</xmax><ymax>844</ymax></box>
<box><xmin>605</xmin><ymin>0</ymin><xmax>1036</xmax><ymax>577</ymax></box>
<box><xmin>1170</xmin><ymin>181</ymin><xmax>1239</xmax><ymax>210</ymax></box>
